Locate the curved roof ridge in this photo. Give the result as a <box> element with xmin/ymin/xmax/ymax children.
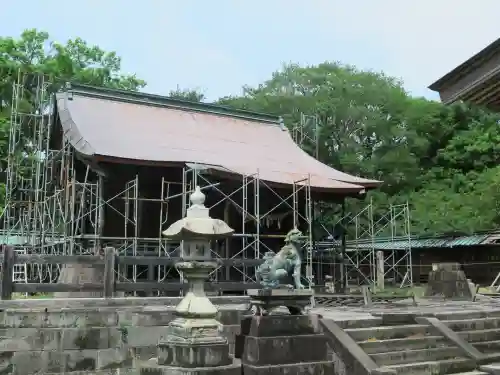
<box><xmin>65</xmin><ymin>83</ymin><xmax>283</xmax><ymax>126</ymax></box>
<box><xmin>54</xmin><ymin>86</ymin><xmax>381</xmax><ymax>193</ymax></box>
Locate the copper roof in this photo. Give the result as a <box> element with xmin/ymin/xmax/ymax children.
<box><xmin>55</xmin><ymin>84</ymin><xmax>381</xmax><ymax>193</ymax></box>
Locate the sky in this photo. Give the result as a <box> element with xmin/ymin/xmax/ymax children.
<box><xmin>2</xmin><ymin>1</ymin><xmax>500</xmax><ymax>101</ymax></box>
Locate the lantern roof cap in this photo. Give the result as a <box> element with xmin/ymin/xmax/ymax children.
<box><xmin>162</xmin><ymin>186</ymin><xmax>234</xmax><ymax>240</ymax></box>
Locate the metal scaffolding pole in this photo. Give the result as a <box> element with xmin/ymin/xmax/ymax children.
<box><xmin>314</xmin><ymin>199</ymin><xmax>413</xmax><ymax>289</ymax></box>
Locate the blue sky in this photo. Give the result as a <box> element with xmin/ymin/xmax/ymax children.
<box><xmin>2</xmin><ymin>1</ymin><xmax>500</xmax><ymax>101</ymax></box>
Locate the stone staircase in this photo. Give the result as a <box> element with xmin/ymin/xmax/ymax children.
<box><xmin>437</xmin><ymin>311</ymin><xmax>500</xmax><ymax>355</ymax></box>
<box><xmin>341</xmin><ymin>317</ymin><xmax>487</xmax><ymax>375</ymax></box>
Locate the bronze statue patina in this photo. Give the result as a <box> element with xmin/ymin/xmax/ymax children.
<box><xmin>256</xmin><ymin>228</ymin><xmax>304</xmax><ymax>290</ymax></box>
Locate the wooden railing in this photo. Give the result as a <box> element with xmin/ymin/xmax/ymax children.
<box><xmin>0</xmin><ymin>246</ymin><xmax>261</xmax><ymax>300</ymax></box>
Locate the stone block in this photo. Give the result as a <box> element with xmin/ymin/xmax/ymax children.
<box><xmin>140</xmin><ymin>360</ymin><xmax>242</xmax><ymax>375</ymax></box>
<box><xmin>242</xmin><ymin>361</ymin><xmax>334</xmax><ymax>375</ymax></box>
<box><xmin>0</xmin><ymin>308</ymin><xmax>121</xmax><ymax>329</ymax></box>
<box><xmin>158</xmin><ymin>342</ymin><xmax>232</xmax><ymax>368</ymax></box>
<box><xmin>127</xmin><ymin>326</ymin><xmax>170</xmax><ymax>347</ymax></box>
<box><xmin>60</xmin><ymin>327</ymin><xmax>125</xmax><ymax>350</ymax></box>
<box><xmin>241</xmin><ymin>315</ymin><xmax>315</xmax><ymax>338</ymax></box>
<box><xmin>133</xmin><ymin>346</ymin><xmax>157</xmax><ymax>361</ymax></box>
<box><xmin>0</xmin><ymin>351</ymin><xmax>13</xmax><ymax>374</ymax></box>
<box><xmin>131</xmin><ymin>309</ymin><xmax>175</xmax><ymax>326</ymax></box>
<box><xmin>59</xmin><ymin>348</ymin><xmax>133</xmax><ymax>373</ymax></box>
<box><xmin>11</xmin><ymin>350</ymin><xmax>66</xmax><ymax>375</ymax></box>
<box><xmin>65</xmin><ymin>349</ymin><xmax>98</xmax><ymax>372</ymax></box>
<box><xmin>217</xmin><ymin>308</ymin><xmax>247</xmax><ymax>325</ymax></box>
<box><xmin>0</xmin><ymin>328</ymin><xmax>60</xmax><ymax>352</ymax></box>
<box><xmin>95</xmin><ymin>348</ymin><xmax>134</xmax><ymax>370</ymax></box>
<box><xmin>425</xmin><ymin>262</ymin><xmax>472</xmax><ymax>300</ymax></box>
<box><xmin>239</xmin><ymin>315</ymin><xmax>332</xmax><ymax>375</ymax></box>
<box><xmin>242</xmin><ymin>334</ymin><xmax>328</xmax><ymax>366</ymax></box>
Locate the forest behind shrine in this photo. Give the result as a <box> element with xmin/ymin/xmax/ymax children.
<box><xmin>1</xmin><ymin>29</ymin><xmax>500</xmax><ymax>237</ymax></box>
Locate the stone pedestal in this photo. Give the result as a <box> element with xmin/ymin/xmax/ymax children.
<box><xmin>247</xmin><ymin>288</ymin><xmax>313</xmax><ymax>316</ymax></box>
<box><xmin>140</xmin><ymin>262</ymin><xmax>240</xmax><ymax>375</ymax></box>
<box><xmin>236</xmin><ymin>315</ymin><xmax>333</xmax><ymax>375</ymax></box>
<box><xmin>425</xmin><ymin>262</ymin><xmax>472</xmax><ymax>300</ymax></box>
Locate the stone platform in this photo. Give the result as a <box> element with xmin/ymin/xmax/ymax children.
<box><xmin>236</xmin><ymin>314</ymin><xmax>333</xmax><ymax>375</ymax></box>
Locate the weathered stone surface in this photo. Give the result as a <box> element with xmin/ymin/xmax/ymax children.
<box><xmin>0</xmin><ymin>296</ymin><xmax>249</xmax><ymax>309</ymax></box>
<box><xmin>0</xmin><ymin>297</ymin><xmax>246</xmax><ymax>374</ymax></box>
<box><xmin>158</xmin><ymin>342</ymin><xmax>232</xmax><ymax>368</ymax></box>
<box><xmin>9</xmin><ymin>348</ymin><xmax>133</xmax><ymax>374</ymax></box>
<box><xmin>242</xmin><ymin>334</ymin><xmax>328</xmax><ymax>366</ymax></box>
<box><xmin>54</xmin><ymin>248</ymin><xmax>125</xmax><ymax>299</ymax></box>
<box><xmin>0</xmin><ymin>351</ymin><xmax>12</xmax><ymax>374</ymax></box>
<box><xmin>247</xmin><ymin>288</ymin><xmax>312</xmax><ymax>315</ymax></box>
<box><xmin>240</xmin><ymin>315</ymin><xmax>332</xmax><ymax>375</ymax></box>
<box><xmin>242</xmin><ymin>314</ymin><xmax>315</xmax><ymax>337</ymax></box>
<box><xmin>425</xmin><ymin>262</ymin><xmax>472</xmax><ymax>300</ymax></box>
<box><xmin>140</xmin><ymin>360</ymin><xmax>241</xmax><ymax>375</ymax></box>
<box><xmin>242</xmin><ymin>361</ymin><xmax>334</xmax><ymax>375</ymax></box>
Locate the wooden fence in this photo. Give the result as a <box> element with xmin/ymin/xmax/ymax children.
<box><xmin>0</xmin><ymin>246</ymin><xmax>261</xmax><ymax>300</ymax></box>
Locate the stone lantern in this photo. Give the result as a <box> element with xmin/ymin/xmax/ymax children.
<box><xmin>141</xmin><ymin>186</ymin><xmax>240</xmax><ymax>374</ymax></box>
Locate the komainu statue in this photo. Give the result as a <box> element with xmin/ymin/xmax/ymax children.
<box><xmin>256</xmin><ymin>228</ymin><xmax>304</xmax><ymax>290</ymax></box>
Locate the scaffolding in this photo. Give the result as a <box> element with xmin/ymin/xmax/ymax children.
<box><xmin>1</xmin><ymin>72</ymin><xmax>315</xmax><ymax>291</ymax></box>
<box><xmin>180</xmin><ymin>164</ymin><xmax>315</xmax><ymax>289</ymax></box>
<box><xmin>292</xmin><ymin>113</ymin><xmax>319</xmax><ymax>160</ymax></box>
<box><xmin>314</xmin><ymin>200</ymin><xmax>413</xmax><ymax>289</ymax></box>
<box><xmin>290</xmin><ymin>111</ymin><xmax>413</xmax><ymax>289</ymax></box>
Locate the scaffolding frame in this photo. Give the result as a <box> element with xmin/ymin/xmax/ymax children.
<box><xmin>314</xmin><ymin>200</ymin><xmax>413</xmax><ymax>289</ymax></box>
<box><xmin>292</xmin><ymin>113</ymin><xmax>319</xmax><ymax>160</ymax></box>
<box><xmin>180</xmin><ymin>164</ymin><xmax>314</xmax><ymax>289</ymax></box>
<box><xmin>2</xmin><ymin>72</ymin><xmax>315</xmax><ymax>292</ymax></box>
<box><xmin>345</xmin><ymin>201</ymin><xmax>413</xmax><ymax>288</ymax></box>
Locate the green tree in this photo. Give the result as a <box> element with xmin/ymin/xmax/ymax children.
<box><xmin>0</xmin><ymin>29</ymin><xmax>145</xmax><ymax>93</ymax></box>
<box><xmin>219</xmin><ymin>62</ymin><xmax>419</xmax><ymax>234</ymax></box>
<box><xmin>168</xmin><ymin>87</ymin><xmax>205</xmax><ymax>102</ymax></box>
<box><xmin>219</xmin><ymin>62</ymin><xmax>500</xmax><ymax>236</ymax></box>
<box><xmin>0</xmin><ymin>29</ymin><xmax>146</xmax><ymax>209</ymax></box>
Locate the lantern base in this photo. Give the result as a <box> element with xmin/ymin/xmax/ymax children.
<box><xmin>149</xmin><ymin>317</ymin><xmax>237</xmax><ymax>372</ymax></box>
<box><xmin>164</xmin><ymin>317</ymin><xmax>226</xmax><ymax>345</ymax></box>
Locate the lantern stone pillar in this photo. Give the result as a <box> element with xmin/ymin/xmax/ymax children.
<box><xmin>140</xmin><ymin>186</ymin><xmax>240</xmax><ymax>375</ymax></box>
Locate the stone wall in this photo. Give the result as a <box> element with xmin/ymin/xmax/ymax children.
<box><xmin>0</xmin><ymin>296</ymin><xmax>248</xmax><ymax>375</ymax></box>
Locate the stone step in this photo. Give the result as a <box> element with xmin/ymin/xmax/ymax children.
<box><xmin>358</xmin><ymin>336</ymin><xmax>448</xmax><ymax>354</ymax></box>
<box><xmin>332</xmin><ymin>317</ymin><xmax>383</xmax><ymax>329</ymax></box>
<box><xmin>435</xmin><ymin>310</ymin><xmax>500</xmax><ymax>321</ymax></box>
<box><xmin>480</xmin><ymin>362</ymin><xmax>500</xmax><ymax>374</ymax></box>
<box><xmin>451</xmin><ymin>372</ymin><xmax>488</xmax><ymax>375</ymax></box>
<box><xmin>345</xmin><ymin>324</ymin><xmax>431</xmax><ymax>341</ymax></box>
<box><xmin>370</xmin><ymin>347</ymin><xmax>462</xmax><ymax>366</ymax></box>
<box><xmin>459</xmin><ymin>328</ymin><xmax>500</xmax><ymax>343</ymax></box>
<box><xmin>445</xmin><ymin>317</ymin><xmax>500</xmax><ymax>332</ymax></box>
<box><xmin>474</xmin><ymin>340</ymin><xmax>500</xmax><ymax>354</ymax></box>
<box><xmin>381</xmin><ymin>358</ymin><xmax>476</xmax><ymax>375</ymax></box>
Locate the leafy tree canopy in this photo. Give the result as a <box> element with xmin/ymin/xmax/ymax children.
<box><xmin>219</xmin><ymin>63</ymin><xmax>500</xmax><ymax>236</ymax></box>
<box><xmin>1</xmin><ymin>30</ymin><xmax>499</xmax><ymax>237</ymax></box>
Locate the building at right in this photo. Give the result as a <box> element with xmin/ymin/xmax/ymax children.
<box><xmin>429</xmin><ymin>38</ymin><xmax>500</xmax><ymax>110</ymax></box>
